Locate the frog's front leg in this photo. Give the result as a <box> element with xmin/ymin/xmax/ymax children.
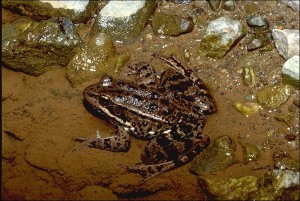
<box><xmin>74</xmin><ymin>126</ymin><xmax>130</xmax><ymax>152</ymax></box>
<box><xmin>126</xmin><ymin>134</ymin><xmax>210</xmax><ymax>183</ymax></box>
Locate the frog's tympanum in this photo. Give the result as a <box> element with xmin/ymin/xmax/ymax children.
<box><xmin>76</xmin><ymin>54</ymin><xmax>216</xmax><ymax>183</ymax></box>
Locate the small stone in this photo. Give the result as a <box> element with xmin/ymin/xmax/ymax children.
<box><xmin>257</xmin><ymin>85</ymin><xmax>292</xmax><ymax>109</ymax></box>
<box><xmin>273</xmin><ymin>154</ymin><xmax>299</xmax><ymax>171</ymax></box>
<box><xmin>285</xmin><ymin>134</ymin><xmax>297</xmax><ymax>141</ymax></box>
<box><xmin>247</xmin><ymin>38</ymin><xmax>263</xmax><ymax>51</ymax></box>
<box><xmin>91</xmin><ymin>0</ymin><xmax>156</xmax><ymax>43</ymax></box>
<box><xmin>222</xmin><ymin>0</ymin><xmax>235</xmax><ymax>11</ymax></box>
<box><xmin>279</xmin><ymin>0</ymin><xmax>300</xmax><ymax>12</ymax></box>
<box><xmin>233</xmin><ymin>102</ymin><xmax>259</xmax><ymax>116</ymax></box>
<box><xmin>207</xmin><ymin>0</ymin><xmax>222</xmax><ymax>11</ymax></box>
<box><xmin>282</xmin><ymin>55</ymin><xmax>299</xmax><ymax>87</ymax></box>
<box><xmin>198</xmin><ymin>16</ymin><xmax>246</xmax><ymax>58</ymax></box>
<box><xmin>274</xmin><ymin>113</ymin><xmax>294</xmax><ymax>126</ymax></box>
<box><xmin>246</xmin><ymin>15</ymin><xmax>269</xmax><ymax>29</ymax></box>
<box><xmin>151</xmin><ymin>12</ymin><xmax>194</xmax><ymax>36</ymax></box>
<box><xmin>241</xmin><ymin>143</ymin><xmax>261</xmax><ymax>164</ymax></box>
<box><xmin>272</xmin><ymin>29</ymin><xmax>299</xmax><ymax>60</ymax></box>
<box><xmin>242</xmin><ymin>66</ymin><xmax>256</xmax><ymax>86</ymax></box>
<box><xmin>167</xmin><ymin>0</ymin><xmax>194</xmax><ymax>3</ymax></box>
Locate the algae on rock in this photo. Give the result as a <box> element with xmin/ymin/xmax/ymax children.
<box><xmin>66</xmin><ymin>33</ymin><xmax>116</xmax><ymax>86</ymax></box>
<box><xmin>2</xmin><ymin>17</ymin><xmax>82</xmax><ymax>76</ymax></box>
<box><xmin>257</xmin><ymin>84</ymin><xmax>292</xmax><ymax>109</ymax></box>
<box><xmin>189</xmin><ymin>136</ymin><xmax>239</xmax><ymax>175</ymax></box>
<box><xmin>2</xmin><ymin>0</ymin><xmax>96</xmax><ymax>23</ymax></box>
<box><xmin>151</xmin><ymin>12</ymin><xmax>194</xmax><ymax>36</ymax></box>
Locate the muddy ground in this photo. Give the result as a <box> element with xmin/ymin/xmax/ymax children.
<box><xmin>2</xmin><ymin>1</ymin><xmax>299</xmax><ymax>200</ymax></box>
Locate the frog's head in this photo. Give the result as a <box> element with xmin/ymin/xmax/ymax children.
<box><xmin>83</xmin><ymin>75</ymin><xmax>128</xmax><ymax>125</ymax></box>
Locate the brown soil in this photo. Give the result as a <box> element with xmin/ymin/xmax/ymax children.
<box><xmin>2</xmin><ymin>1</ymin><xmax>299</xmax><ymax>200</ymax></box>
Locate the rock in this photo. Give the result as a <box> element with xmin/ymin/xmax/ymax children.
<box><xmin>275</xmin><ymin>157</ymin><xmax>299</xmax><ymax>171</ymax></box>
<box><xmin>272</xmin><ymin>29</ymin><xmax>299</xmax><ymax>60</ymax></box>
<box><xmin>279</xmin><ymin>0</ymin><xmax>300</xmax><ymax>12</ymax></box>
<box><xmin>91</xmin><ymin>0</ymin><xmax>156</xmax><ymax>43</ymax></box>
<box><xmin>78</xmin><ymin>186</ymin><xmax>117</xmax><ymax>200</ymax></box>
<box><xmin>274</xmin><ymin>112</ymin><xmax>295</xmax><ymax>126</ymax></box>
<box><xmin>198</xmin><ymin>16</ymin><xmax>246</xmax><ymax>58</ymax></box>
<box><xmin>109</xmin><ymin>173</ymin><xmax>170</xmax><ymax>197</ymax></box>
<box><xmin>189</xmin><ymin>136</ymin><xmax>239</xmax><ymax>175</ymax></box>
<box><xmin>198</xmin><ymin>175</ymin><xmax>259</xmax><ymax>200</ymax></box>
<box><xmin>66</xmin><ymin>33</ymin><xmax>116</xmax><ymax>86</ymax></box>
<box><xmin>207</xmin><ymin>0</ymin><xmax>222</xmax><ymax>11</ymax></box>
<box><xmin>2</xmin><ymin>0</ymin><xmax>96</xmax><ymax>23</ymax></box>
<box><xmin>272</xmin><ymin>169</ymin><xmax>299</xmax><ymax>190</ymax></box>
<box><xmin>167</xmin><ymin>0</ymin><xmax>194</xmax><ymax>3</ymax></box>
<box><xmin>246</xmin><ymin>32</ymin><xmax>273</xmax><ymax>52</ymax></box>
<box><xmin>222</xmin><ymin>0</ymin><xmax>235</xmax><ymax>11</ymax></box>
<box><xmin>246</xmin><ymin>15</ymin><xmax>269</xmax><ymax>28</ymax></box>
<box><xmin>273</xmin><ymin>152</ymin><xmax>299</xmax><ymax>171</ymax></box>
<box><xmin>257</xmin><ymin>85</ymin><xmax>292</xmax><ymax>109</ymax></box>
<box><xmin>233</xmin><ymin>102</ymin><xmax>259</xmax><ymax>116</ymax></box>
<box><xmin>240</xmin><ymin>143</ymin><xmax>261</xmax><ymax>164</ymax></box>
<box><xmin>198</xmin><ymin>170</ymin><xmax>300</xmax><ymax>200</ymax></box>
<box><xmin>151</xmin><ymin>12</ymin><xmax>194</xmax><ymax>36</ymax></box>
<box><xmin>242</xmin><ymin>66</ymin><xmax>256</xmax><ymax>86</ymax></box>
<box><xmin>282</xmin><ymin>55</ymin><xmax>299</xmax><ymax>87</ymax></box>
<box><xmin>2</xmin><ymin>17</ymin><xmax>82</xmax><ymax>76</ymax></box>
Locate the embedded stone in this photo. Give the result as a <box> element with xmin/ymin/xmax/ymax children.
<box><xmin>151</xmin><ymin>12</ymin><xmax>194</xmax><ymax>36</ymax></box>
<box><xmin>91</xmin><ymin>0</ymin><xmax>156</xmax><ymax>43</ymax></box>
<box><xmin>282</xmin><ymin>55</ymin><xmax>299</xmax><ymax>87</ymax></box>
<box><xmin>198</xmin><ymin>16</ymin><xmax>246</xmax><ymax>58</ymax></box>
<box><xmin>272</xmin><ymin>29</ymin><xmax>299</xmax><ymax>60</ymax></box>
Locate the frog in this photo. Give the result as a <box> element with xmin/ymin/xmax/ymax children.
<box><xmin>75</xmin><ymin>54</ymin><xmax>217</xmax><ymax>183</ymax></box>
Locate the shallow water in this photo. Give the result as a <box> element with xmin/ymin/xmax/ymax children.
<box><xmin>2</xmin><ymin>1</ymin><xmax>299</xmax><ymax>200</ymax></box>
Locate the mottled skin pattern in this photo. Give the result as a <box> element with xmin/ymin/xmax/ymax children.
<box><xmin>76</xmin><ymin>54</ymin><xmax>217</xmax><ymax>183</ymax></box>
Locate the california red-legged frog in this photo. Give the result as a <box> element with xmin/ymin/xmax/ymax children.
<box><xmin>76</xmin><ymin>54</ymin><xmax>216</xmax><ymax>183</ymax></box>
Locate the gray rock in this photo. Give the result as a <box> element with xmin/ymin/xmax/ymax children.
<box><xmin>282</xmin><ymin>55</ymin><xmax>299</xmax><ymax>86</ymax></box>
<box><xmin>207</xmin><ymin>0</ymin><xmax>222</xmax><ymax>11</ymax></box>
<box><xmin>246</xmin><ymin>15</ymin><xmax>269</xmax><ymax>29</ymax></box>
<box><xmin>198</xmin><ymin>16</ymin><xmax>246</xmax><ymax>58</ymax></box>
<box><xmin>2</xmin><ymin>17</ymin><xmax>82</xmax><ymax>75</ymax></box>
<box><xmin>222</xmin><ymin>0</ymin><xmax>235</xmax><ymax>11</ymax></box>
<box><xmin>167</xmin><ymin>0</ymin><xmax>194</xmax><ymax>3</ymax></box>
<box><xmin>91</xmin><ymin>0</ymin><xmax>156</xmax><ymax>43</ymax></box>
<box><xmin>279</xmin><ymin>0</ymin><xmax>300</xmax><ymax>12</ymax></box>
<box><xmin>272</xmin><ymin>169</ymin><xmax>299</xmax><ymax>189</ymax></box>
<box><xmin>2</xmin><ymin>0</ymin><xmax>96</xmax><ymax>23</ymax></box>
<box><xmin>272</xmin><ymin>29</ymin><xmax>299</xmax><ymax>60</ymax></box>
<box><xmin>151</xmin><ymin>12</ymin><xmax>194</xmax><ymax>36</ymax></box>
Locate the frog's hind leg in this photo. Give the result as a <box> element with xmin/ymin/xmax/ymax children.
<box><xmin>125</xmin><ymin>135</ymin><xmax>210</xmax><ymax>184</ymax></box>
<box><xmin>127</xmin><ymin>62</ymin><xmax>158</xmax><ymax>86</ymax></box>
<box><xmin>73</xmin><ymin>127</ymin><xmax>130</xmax><ymax>152</ymax></box>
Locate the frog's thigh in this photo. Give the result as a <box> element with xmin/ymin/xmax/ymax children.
<box><xmin>89</xmin><ymin>127</ymin><xmax>131</xmax><ymax>152</ymax></box>
<box><xmin>130</xmin><ymin>135</ymin><xmax>210</xmax><ymax>182</ymax></box>
<box><xmin>141</xmin><ymin>133</ymin><xmax>210</xmax><ymax>164</ymax></box>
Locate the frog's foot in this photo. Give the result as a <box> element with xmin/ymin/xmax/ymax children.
<box><xmin>73</xmin><ymin>128</ymin><xmax>130</xmax><ymax>152</ymax></box>
<box><xmin>124</xmin><ymin>161</ymin><xmax>176</xmax><ymax>184</ymax></box>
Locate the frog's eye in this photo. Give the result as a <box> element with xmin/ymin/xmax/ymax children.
<box><xmin>101</xmin><ymin>75</ymin><xmax>113</xmax><ymax>87</ymax></box>
<box><xmin>99</xmin><ymin>95</ymin><xmax>111</xmax><ymax>107</ymax></box>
